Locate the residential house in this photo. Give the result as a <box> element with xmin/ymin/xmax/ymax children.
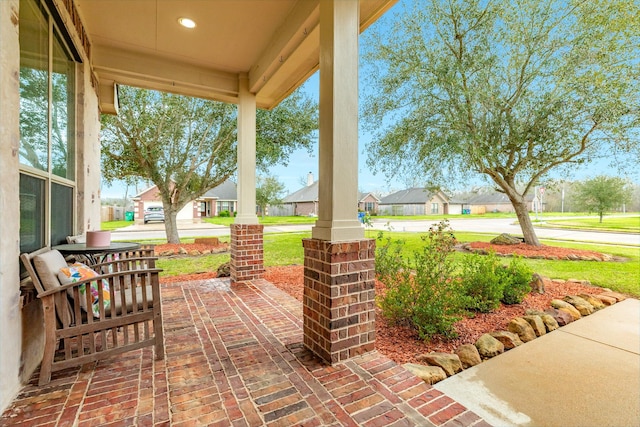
<box><xmin>453</xmin><ymin>192</ymin><xmax>537</xmax><ymax>214</ymax></box>
<box><xmin>274</xmin><ymin>173</ymin><xmax>380</xmax><ymax>216</ymax></box>
<box><xmin>378</xmin><ymin>188</ymin><xmax>450</xmax><ymax>215</ymax></box>
<box><xmin>132</xmin><ymin>180</ymin><xmax>238</xmax><ymax>221</ymax></box>
<box><xmin>358</xmin><ymin>192</ymin><xmax>381</xmax><ymax>214</ymax></box>
<box><xmin>199</xmin><ymin>180</ymin><xmax>238</xmax><ymax>217</ymax></box>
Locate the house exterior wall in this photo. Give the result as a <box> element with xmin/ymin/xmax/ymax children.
<box><xmin>358</xmin><ymin>194</ymin><xmax>379</xmax><ymax>213</ymax></box>
<box><xmin>295</xmin><ymin>201</ymin><xmax>317</xmax><ymax>216</ymax></box>
<box><xmin>0</xmin><ymin>0</ymin><xmax>23</xmax><ymax>411</ymax></box>
<box><xmin>0</xmin><ymin>0</ymin><xmax>102</xmax><ymax>411</ymax></box>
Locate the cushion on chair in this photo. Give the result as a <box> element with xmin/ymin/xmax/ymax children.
<box><xmin>58</xmin><ymin>263</ymin><xmax>111</xmax><ymax>318</ymax></box>
<box><xmin>33</xmin><ymin>250</ymin><xmax>74</xmax><ymax>326</ymax></box>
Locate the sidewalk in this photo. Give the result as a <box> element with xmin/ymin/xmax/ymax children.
<box><xmin>435</xmin><ymin>298</ymin><xmax>640</xmax><ymax>427</ymax></box>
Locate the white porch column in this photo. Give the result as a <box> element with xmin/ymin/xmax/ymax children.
<box><xmin>234</xmin><ymin>73</ymin><xmax>259</xmax><ymax>225</ymax></box>
<box><xmin>230</xmin><ymin>74</ymin><xmax>263</xmax><ymax>282</ymax></box>
<box><xmin>302</xmin><ymin>0</ymin><xmax>375</xmax><ymax>365</ymax></box>
<box><xmin>312</xmin><ymin>0</ymin><xmax>363</xmax><ymax>242</ymax></box>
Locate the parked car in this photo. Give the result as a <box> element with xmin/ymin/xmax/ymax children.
<box><xmin>144</xmin><ymin>206</ymin><xmax>165</xmax><ymax>224</ymax></box>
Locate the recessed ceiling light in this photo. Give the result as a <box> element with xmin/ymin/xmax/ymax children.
<box><xmin>178</xmin><ymin>17</ymin><xmax>196</xmax><ymax>29</ymax></box>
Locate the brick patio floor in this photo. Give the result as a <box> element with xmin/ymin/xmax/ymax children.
<box><xmin>1</xmin><ymin>278</ymin><xmax>490</xmax><ymax>427</ymax></box>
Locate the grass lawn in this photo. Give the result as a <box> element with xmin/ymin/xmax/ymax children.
<box><xmin>203</xmin><ymin>216</ymin><xmax>317</xmax><ymax>226</ymax></box>
<box><xmin>539</xmin><ymin>215</ymin><xmax>640</xmax><ymax>233</ymax></box>
<box><xmin>154</xmin><ymin>230</ymin><xmax>639</xmax><ymax>298</ymax></box>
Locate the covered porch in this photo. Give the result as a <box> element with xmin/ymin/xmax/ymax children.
<box><xmin>1</xmin><ymin>277</ymin><xmax>485</xmax><ymax>426</ymax></box>
<box><xmin>1</xmin><ymin>0</ymin><xmax>396</xmax><ymax>411</ymax></box>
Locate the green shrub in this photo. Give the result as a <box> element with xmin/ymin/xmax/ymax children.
<box><xmin>219</xmin><ymin>210</ymin><xmax>230</xmax><ymax>217</ymax></box>
<box><xmin>500</xmin><ymin>256</ymin><xmax>534</xmax><ymax>305</ymax></box>
<box><xmin>377</xmin><ymin>221</ymin><xmax>464</xmax><ymax>340</ymax></box>
<box><xmin>460</xmin><ymin>251</ymin><xmax>504</xmax><ymax>313</ymax></box>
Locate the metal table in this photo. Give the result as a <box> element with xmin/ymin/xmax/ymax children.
<box><xmin>52</xmin><ymin>242</ymin><xmax>141</xmax><ymax>265</ymax></box>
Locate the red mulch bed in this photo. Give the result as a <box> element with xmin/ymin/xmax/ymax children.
<box><xmin>157</xmin><ymin>241</ymin><xmax>611</xmax><ymax>364</ymax></box>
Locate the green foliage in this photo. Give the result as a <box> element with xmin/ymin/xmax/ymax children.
<box><xmin>572</xmin><ymin>176</ymin><xmax>633</xmax><ymax>222</ymax></box>
<box><xmin>362</xmin><ymin>0</ymin><xmax>640</xmax><ymax>245</ymax></box>
<box><xmin>218</xmin><ymin>210</ymin><xmax>231</xmax><ymax>217</ymax></box>
<box><xmin>377</xmin><ymin>221</ymin><xmax>464</xmax><ymax>340</ymax></box>
<box><xmin>500</xmin><ymin>256</ymin><xmax>534</xmax><ymax>305</ymax></box>
<box><xmin>459</xmin><ymin>251</ymin><xmax>505</xmax><ymax>313</ymax></box>
<box><xmin>256</xmin><ymin>175</ymin><xmax>286</xmax><ymax>217</ymax></box>
<box><xmin>459</xmin><ymin>252</ymin><xmax>534</xmax><ymax>311</ymax></box>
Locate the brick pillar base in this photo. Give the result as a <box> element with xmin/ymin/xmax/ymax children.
<box><xmin>230</xmin><ymin>224</ymin><xmax>264</xmax><ymax>282</ymax></box>
<box><xmin>302</xmin><ymin>238</ymin><xmax>376</xmax><ymax>364</ymax></box>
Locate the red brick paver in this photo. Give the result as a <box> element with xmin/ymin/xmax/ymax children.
<box><xmin>1</xmin><ymin>278</ymin><xmax>489</xmax><ymax>426</ymax></box>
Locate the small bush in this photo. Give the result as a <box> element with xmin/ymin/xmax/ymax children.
<box><xmin>377</xmin><ymin>221</ymin><xmax>463</xmax><ymax>340</ymax></box>
<box><xmin>500</xmin><ymin>256</ymin><xmax>534</xmax><ymax>305</ymax></box>
<box><xmin>460</xmin><ymin>251</ymin><xmax>504</xmax><ymax>313</ymax></box>
<box><xmin>219</xmin><ymin>210</ymin><xmax>230</xmax><ymax>217</ymax></box>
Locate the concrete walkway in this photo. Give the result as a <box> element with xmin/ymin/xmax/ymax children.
<box><xmin>435</xmin><ymin>298</ymin><xmax>640</xmax><ymax>427</ymax></box>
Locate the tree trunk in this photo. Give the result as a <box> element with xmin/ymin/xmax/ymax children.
<box><xmin>513</xmin><ymin>200</ymin><xmax>541</xmax><ymax>246</ymax></box>
<box><xmin>599</xmin><ymin>212</ymin><xmax>603</xmax><ymax>223</ymax></box>
<box><xmin>164</xmin><ymin>210</ymin><xmax>181</xmax><ymax>244</ymax></box>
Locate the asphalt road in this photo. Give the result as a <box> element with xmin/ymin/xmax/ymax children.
<box><xmin>111</xmin><ymin>217</ymin><xmax>640</xmax><ymax>246</ymax></box>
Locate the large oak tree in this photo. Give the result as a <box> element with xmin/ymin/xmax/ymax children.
<box><xmin>101</xmin><ymin>86</ymin><xmax>317</xmax><ymax>243</ymax></box>
<box><xmin>362</xmin><ymin>0</ymin><xmax>639</xmax><ymax>245</ymax></box>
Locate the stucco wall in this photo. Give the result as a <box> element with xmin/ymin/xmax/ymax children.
<box><xmin>0</xmin><ymin>0</ymin><xmax>24</xmax><ymax>412</ymax></box>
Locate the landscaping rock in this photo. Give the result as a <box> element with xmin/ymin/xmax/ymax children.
<box><xmin>475</xmin><ymin>334</ymin><xmax>505</xmax><ymax>358</ymax></box>
<box><xmin>599</xmin><ymin>291</ymin><xmax>627</xmax><ymax>302</ymax></box>
<box><xmin>522</xmin><ymin>315</ymin><xmax>547</xmax><ymax>337</ymax></box>
<box><xmin>544</xmin><ymin>308</ymin><xmax>573</xmax><ymax>326</ymax></box>
<box><xmin>455</xmin><ymin>344</ymin><xmax>482</xmax><ymax>369</ymax></box>
<box><xmin>530</xmin><ymin>273</ymin><xmax>546</xmax><ymax>294</ymax></box>
<box><xmin>489</xmin><ymin>331</ymin><xmax>523</xmax><ymax>350</ymax></box>
<box><xmin>416</xmin><ymin>352</ymin><xmax>463</xmax><ymax>377</ymax></box>
<box><xmin>178</xmin><ymin>247</ymin><xmax>188</xmax><ymax>255</ymax></box>
<box><xmin>563</xmin><ymin>295</ymin><xmax>594</xmax><ymax>316</ymax></box>
<box><xmin>490</xmin><ymin>233</ymin><xmax>523</xmax><ymax>245</ymax></box>
<box><xmin>189</xmin><ymin>250</ymin><xmax>201</xmax><ymax>256</ymax></box>
<box><xmin>217</xmin><ymin>262</ymin><xmax>231</xmax><ymax>278</ymax></box>
<box><xmin>593</xmin><ymin>294</ymin><xmax>617</xmax><ymax>306</ymax></box>
<box><xmin>578</xmin><ymin>294</ymin><xmax>606</xmax><ymax>311</ymax></box>
<box><xmin>508</xmin><ymin>317</ymin><xmax>537</xmax><ymax>342</ymax></box>
<box><xmin>159</xmin><ymin>250</ymin><xmax>174</xmax><ymax>256</ymax></box>
<box><xmin>550</xmin><ymin>299</ymin><xmax>582</xmax><ymax>321</ymax></box>
<box><xmin>539</xmin><ymin>314</ymin><xmax>559</xmax><ymax>332</ymax></box>
<box><xmin>403</xmin><ymin>363</ymin><xmax>447</xmax><ymax>385</ymax></box>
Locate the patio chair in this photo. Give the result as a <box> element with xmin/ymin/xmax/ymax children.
<box><xmin>20</xmin><ymin>247</ymin><xmax>164</xmax><ymax>385</ymax></box>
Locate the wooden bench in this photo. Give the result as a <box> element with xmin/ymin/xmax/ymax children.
<box><xmin>20</xmin><ymin>248</ymin><xmax>164</xmax><ymax>385</ymax></box>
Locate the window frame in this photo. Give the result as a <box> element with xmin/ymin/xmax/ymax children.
<box><xmin>19</xmin><ymin>0</ymin><xmax>78</xmax><ymax>251</ymax></box>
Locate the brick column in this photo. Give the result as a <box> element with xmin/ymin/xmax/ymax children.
<box><xmin>230</xmin><ymin>224</ymin><xmax>264</xmax><ymax>282</ymax></box>
<box><xmin>302</xmin><ymin>238</ymin><xmax>376</xmax><ymax>364</ymax></box>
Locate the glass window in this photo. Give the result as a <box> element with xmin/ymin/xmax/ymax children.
<box><xmin>51</xmin><ymin>33</ymin><xmax>75</xmax><ymax>179</ymax></box>
<box><xmin>431</xmin><ymin>203</ymin><xmax>439</xmax><ymax>214</ymax></box>
<box><xmin>19</xmin><ymin>0</ymin><xmax>77</xmax><ymax>251</ymax></box>
<box><xmin>19</xmin><ymin>174</ymin><xmax>46</xmax><ymax>253</ymax></box>
<box><xmin>19</xmin><ymin>0</ymin><xmax>49</xmax><ymax>171</ymax></box>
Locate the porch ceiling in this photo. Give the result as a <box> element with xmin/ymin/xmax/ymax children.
<box><xmin>75</xmin><ymin>0</ymin><xmax>396</xmax><ymax>112</ymax></box>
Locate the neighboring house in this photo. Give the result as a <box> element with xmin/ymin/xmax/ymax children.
<box><xmin>279</xmin><ymin>178</ymin><xmax>319</xmax><ymax>217</ymax></box>
<box><xmin>454</xmin><ymin>192</ymin><xmax>536</xmax><ymax>214</ymax></box>
<box><xmin>359</xmin><ymin>192</ymin><xmax>380</xmax><ymax>214</ymax></box>
<box><xmin>378</xmin><ymin>188</ymin><xmax>450</xmax><ymax>216</ymax></box>
<box><xmin>132</xmin><ymin>180</ymin><xmax>237</xmax><ymax>222</ymax></box>
<box><xmin>199</xmin><ymin>180</ymin><xmax>238</xmax><ymax>217</ymax></box>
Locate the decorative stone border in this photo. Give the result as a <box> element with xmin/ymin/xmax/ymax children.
<box><xmin>404</xmin><ymin>287</ymin><xmax>628</xmax><ymax>385</ymax></box>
